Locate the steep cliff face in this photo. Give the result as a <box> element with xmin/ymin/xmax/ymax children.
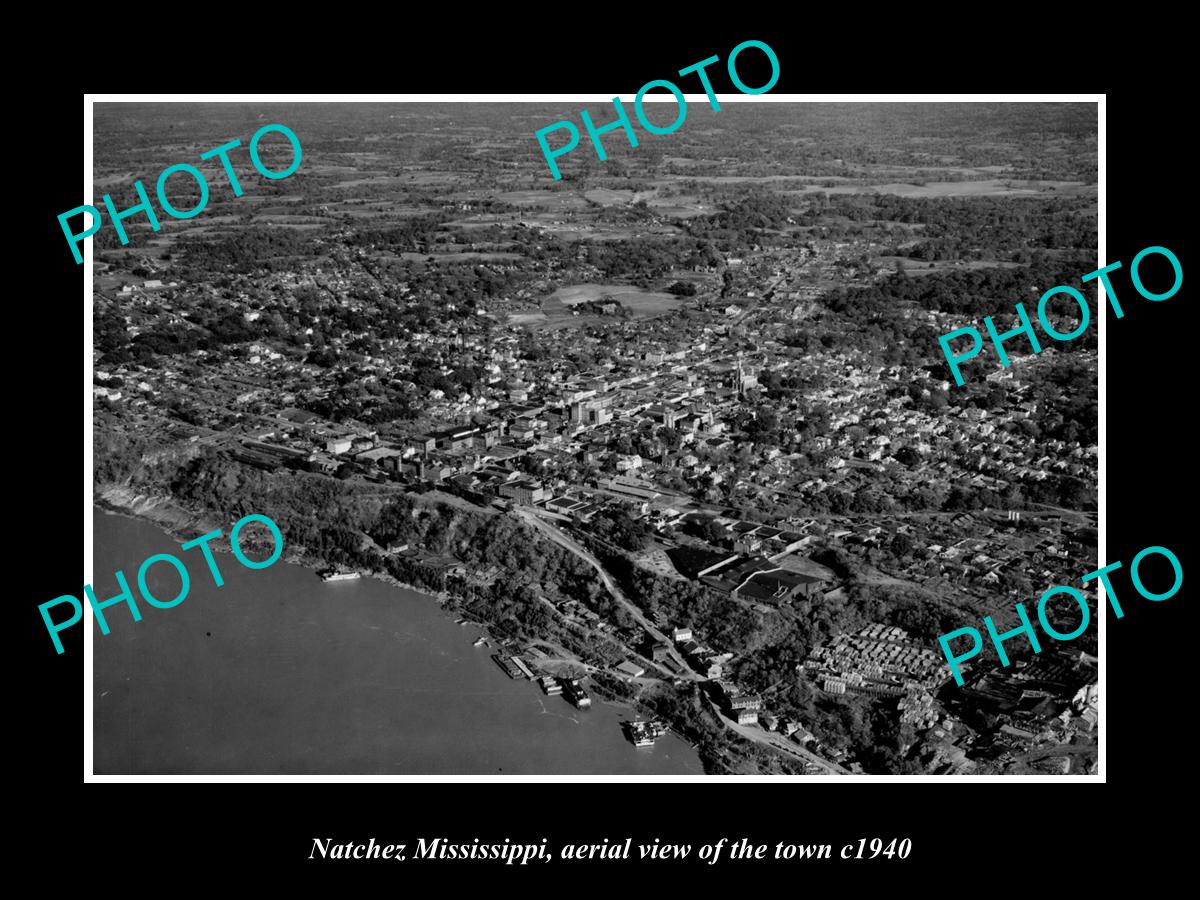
<box><xmin>96</xmin><ymin>484</ymin><xmax>223</xmax><ymax>537</ymax></box>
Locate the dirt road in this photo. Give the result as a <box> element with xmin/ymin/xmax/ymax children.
<box><xmin>708</xmin><ymin>698</ymin><xmax>849</xmax><ymax>775</ymax></box>
<box><xmin>514</xmin><ymin>508</ymin><xmax>698</xmax><ymax>680</ymax></box>
<box><xmin>516</xmin><ymin>507</ymin><xmax>848</xmax><ymax>774</ymax></box>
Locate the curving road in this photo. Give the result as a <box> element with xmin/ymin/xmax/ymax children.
<box><xmin>517</xmin><ymin>506</ymin><xmax>852</xmax><ymax>775</ymax></box>
<box><xmin>514</xmin><ymin>507</ymin><xmax>698</xmax><ymax>680</ymax></box>
<box><xmin>707</xmin><ymin>697</ymin><xmax>850</xmax><ymax>775</ymax></box>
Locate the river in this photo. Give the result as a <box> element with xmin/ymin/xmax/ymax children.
<box><xmin>92</xmin><ymin>510</ymin><xmax>703</xmax><ymax>775</ymax></box>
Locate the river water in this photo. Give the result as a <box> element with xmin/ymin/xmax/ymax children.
<box><xmin>92</xmin><ymin>511</ymin><xmax>703</xmax><ymax>775</ymax></box>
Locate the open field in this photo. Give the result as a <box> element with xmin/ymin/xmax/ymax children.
<box><xmin>331</xmin><ymin>204</ymin><xmax>436</xmax><ymax>218</ymax></box>
<box><xmin>255</xmin><ymin>222</ymin><xmax>325</xmax><ymax>230</ymax></box>
<box><xmin>396</xmin><ymin>251</ymin><xmax>523</xmax><ymax>262</ymax></box>
<box><xmin>507</xmin><ymin>312</ymin><xmax>547</xmax><ymax>326</ymax></box>
<box><xmin>497</xmin><ymin>190</ymin><xmax>588</xmax><ymax>211</ymax></box>
<box><xmin>584</xmin><ymin>188</ymin><xmax>637</xmax><ymax>205</ymax></box>
<box><xmin>875</xmin><ymin>257</ymin><xmax>1026</xmax><ymax>277</ymax></box>
<box><xmin>646</xmin><ymin>201</ymin><xmax>710</xmax><ymax>218</ymax></box>
<box><xmin>507</xmin><ymin>311</ymin><xmax>618</xmax><ymax>332</ymax></box>
<box><xmin>334</xmin><ymin>176</ymin><xmax>412</xmax><ymax>189</ymax></box>
<box><xmin>238</xmin><ymin>195</ymin><xmax>305</xmax><ymax>205</ymax></box>
<box><xmin>94</xmin><ymin>173</ymin><xmax>143</xmax><ymax>188</ymax></box>
<box><xmin>397</xmin><ymin>170</ymin><xmax>470</xmax><ymax>185</ymax></box>
<box><xmin>687</xmin><ymin>174</ymin><xmax>817</xmax><ymax>184</ymax></box>
<box><xmin>785</xmin><ymin>179</ymin><xmax>1096</xmax><ymax>198</ymax></box>
<box><xmin>303</xmin><ymin>164</ymin><xmax>362</xmax><ymax>176</ymax></box>
<box><xmin>550</xmin><ymin>283</ymin><xmax>680</xmax><ymax>315</ymax></box>
<box><xmin>540</xmin><ymin>223</ymin><xmax>684</xmax><ymax>241</ymax></box>
<box><xmin>507</xmin><ymin>284</ymin><xmax>681</xmax><ymax>330</ymax></box>
<box><xmin>581</xmin><ymin>186</ymin><xmax>713</xmax><ymax>219</ymax></box>
<box><xmin>445</xmin><ymin>216</ymin><xmax>521</xmax><ymax>229</ymax></box>
<box><xmin>253</xmin><ymin>215</ymin><xmax>328</xmax><ymax>225</ymax></box>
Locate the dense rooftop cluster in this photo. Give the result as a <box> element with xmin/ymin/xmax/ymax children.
<box><xmin>92</xmin><ymin>102</ymin><xmax>1098</xmax><ymax>775</ymax></box>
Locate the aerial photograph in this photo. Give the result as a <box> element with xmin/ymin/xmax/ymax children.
<box><xmin>89</xmin><ymin>100</ymin><xmax>1099</xmax><ymax>776</ymax></box>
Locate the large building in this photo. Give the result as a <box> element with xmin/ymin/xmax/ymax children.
<box><xmin>498</xmin><ymin>479</ymin><xmax>548</xmax><ymax>505</ymax></box>
<box><xmin>569</xmin><ymin>395</ymin><xmax>614</xmax><ymax>426</ymax></box>
<box><xmin>698</xmin><ymin>556</ymin><xmax>827</xmax><ymax>603</ymax></box>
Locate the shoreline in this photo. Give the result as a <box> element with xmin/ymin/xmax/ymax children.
<box><xmin>92</xmin><ymin>488</ymin><xmax>702</xmax><ymax>761</ymax></box>
<box><xmin>94</xmin><ymin>486</ymin><xmax>455</xmax><ymax>603</ymax></box>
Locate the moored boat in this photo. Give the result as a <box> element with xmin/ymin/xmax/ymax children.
<box><xmin>319</xmin><ymin>569</ymin><xmax>361</xmax><ymax>582</ymax></box>
<box><xmin>562</xmin><ymin>677</ymin><xmax>591</xmax><ymax>709</ymax></box>
<box><xmin>624</xmin><ymin>718</ymin><xmax>668</xmax><ymax>747</ymax></box>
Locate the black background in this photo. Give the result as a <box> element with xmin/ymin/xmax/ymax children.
<box><xmin>20</xmin><ymin>22</ymin><xmax>1190</xmax><ymax>887</ymax></box>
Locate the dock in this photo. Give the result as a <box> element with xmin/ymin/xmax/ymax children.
<box><xmin>492</xmin><ymin>654</ymin><xmax>534</xmax><ymax>680</ymax></box>
<box><xmin>492</xmin><ymin>654</ymin><xmax>526</xmax><ymax>679</ymax></box>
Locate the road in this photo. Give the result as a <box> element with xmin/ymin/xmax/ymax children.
<box><xmin>514</xmin><ymin>507</ymin><xmax>698</xmax><ymax>680</ymax></box>
<box><xmin>1012</xmin><ymin>742</ymin><xmax>1098</xmax><ymax>774</ymax></box>
<box><xmin>707</xmin><ymin>698</ymin><xmax>850</xmax><ymax>775</ymax></box>
<box><xmin>755</xmin><ymin>503</ymin><xmax>1095</xmax><ymax>525</ymax></box>
<box><xmin>516</xmin><ymin>507</ymin><xmax>849</xmax><ymax>774</ymax></box>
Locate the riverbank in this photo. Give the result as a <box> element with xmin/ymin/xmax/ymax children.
<box><xmin>92</xmin><ymin>511</ymin><xmax>705</xmax><ymax>774</ymax></box>
<box><xmin>93</xmin><ymin>486</ymin><xmax>705</xmax><ymax>765</ymax></box>
<box><xmin>96</xmin><ymin>484</ymin><xmax>454</xmax><ymax>602</ymax></box>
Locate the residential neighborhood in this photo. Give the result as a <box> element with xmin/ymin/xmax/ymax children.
<box><xmin>92</xmin><ymin>101</ymin><xmax>1099</xmax><ymax>776</ymax></box>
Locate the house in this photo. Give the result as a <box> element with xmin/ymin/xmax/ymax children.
<box><xmin>419</xmin><ymin>460</ymin><xmax>455</xmax><ymax>481</ymax></box>
<box><xmin>307</xmin><ymin>453</ymin><xmax>339</xmax><ymax>475</ymax></box>
<box><xmin>615</xmin><ymin>453</ymin><xmax>643</xmax><ymax>472</ymax></box>
<box><xmin>616</xmin><ymin>661</ymin><xmax>645</xmax><ymax>678</ymax></box>
<box><xmin>699</xmin><ymin>659</ymin><xmax>723</xmax><ymax>679</ymax></box>
<box><xmin>728</xmin><ymin>694</ymin><xmax>761</xmax><ymax>711</ymax></box>
<box><xmin>733</xmin><ymin>534</ymin><xmax>763</xmax><ymax>555</ymax></box>
<box><xmin>735</xmin><ymin>709</ymin><xmax>758</xmax><ymax>726</ymax></box>
<box><xmin>414</xmin><ymin>555</ymin><xmax>466</xmax><ymax>578</ymax></box>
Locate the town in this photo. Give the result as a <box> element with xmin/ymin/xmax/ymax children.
<box><xmin>91</xmin><ymin>101</ymin><xmax>1099</xmax><ymax>775</ymax></box>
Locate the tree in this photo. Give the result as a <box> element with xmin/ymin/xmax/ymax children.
<box><xmin>890</xmin><ymin>533</ymin><xmax>915</xmax><ymax>558</ymax></box>
<box><xmin>593</xmin><ymin>510</ymin><xmax>650</xmax><ymax>551</ymax></box>
<box><xmin>700</xmin><ymin>518</ymin><xmax>727</xmax><ymax>545</ymax></box>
